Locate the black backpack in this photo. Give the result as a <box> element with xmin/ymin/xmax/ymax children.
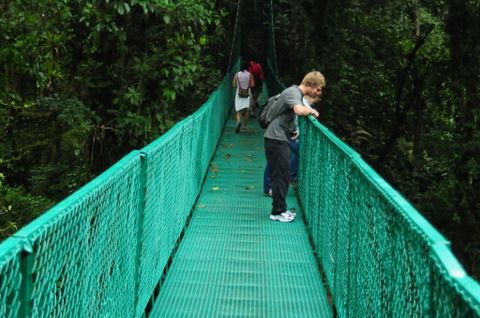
<box><xmin>257</xmin><ymin>94</ymin><xmax>281</xmax><ymax>129</ymax></box>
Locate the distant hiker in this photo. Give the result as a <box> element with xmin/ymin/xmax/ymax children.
<box><xmin>248</xmin><ymin>59</ymin><xmax>265</xmax><ymax>114</ymax></box>
<box><xmin>232</xmin><ymin>61</ymin><xmax>255</xmax><ymax>133</ymax></box>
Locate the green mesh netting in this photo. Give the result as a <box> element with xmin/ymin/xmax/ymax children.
<box><xmin>0</xmin><ymin>239</ymin><xmax>23</xmax><ymax>317</ymax></box>
<box><xmin>297</xmin><ymin>117</ymin><xmax>480</xmax><ymax>317</ymax></box>
<box><xmin>135</xmin><ymin>73</ymin><xmax>235</xmax><ymax>317</ymax></box>
<box><xmin>1</xmin><ymin>151</ymin><xmax>143</xmax><ymax>317</ymax></box>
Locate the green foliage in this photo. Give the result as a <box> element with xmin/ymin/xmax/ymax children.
<box><xmin>68</xmin><ymin>0</ymin><xmax>225</xmax><ymax>160</ymax></box>
<box><xmin>0</xmin><ymin>0</ymin><xmax>230</xmax><ymax>239</ymax></box>
<box><xmin>0</xmin><ymin>173</ymin><xmax>54</xmax><ymax>241</ymax></box>
<box><xmin>1</xmin><ymin>95</ymin><xmax>94</xmax><ymax>199</ymax></box>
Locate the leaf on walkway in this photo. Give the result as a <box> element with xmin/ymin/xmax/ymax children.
<box><xmin>210</xmin><ymin>163</ymin><xmax>219</xmax><ymax>173</ymax></box>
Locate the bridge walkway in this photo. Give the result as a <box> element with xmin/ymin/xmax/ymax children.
<box><xmin>151</xmin><ymin>116</ymin><xmax>333</xmax><ymax>317</ymax></box>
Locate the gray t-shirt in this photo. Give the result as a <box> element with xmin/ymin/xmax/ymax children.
<box><xmin>264</xmin><ymin>85</ymin><xmax>303</xmax><ymax>142</ymax></box>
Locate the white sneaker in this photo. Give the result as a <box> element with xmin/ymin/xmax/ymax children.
<box><xmin>285</xmin><ymin>209</ymin><xmax>296</xmax><ymax>218</ymax></box>
<box><xmin>270</xmin><ymin>212</ymin><xmax>294</xmax><ymax>222</ymax></box>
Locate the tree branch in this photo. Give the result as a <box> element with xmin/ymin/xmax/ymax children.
<box><xmin>376</xmin><ymin>24</ymin><xmax>434</xmax><ymax>164</ymax></box>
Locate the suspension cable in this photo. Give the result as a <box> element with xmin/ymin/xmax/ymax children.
<box><xmin>268</xmin><ymin>0</ymin><xmax>278</xmax><ymax>74</ymax></box>
<box><xmin>226</xmin><ymin>0</ymin><xmax>242</xmax><ymax>73</ymax></box>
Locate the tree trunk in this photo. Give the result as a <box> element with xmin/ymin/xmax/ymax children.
<box><xmin>376</xmin><ymin>24</ymin><xmax>433</xmax><ymax>164</ymax></box>
<box><xmin>446</xmin><ymin>0</ymin><xmax>480</xmax><ymax>276</ymax></box>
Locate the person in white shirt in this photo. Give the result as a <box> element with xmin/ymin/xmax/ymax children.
<box><xmin>232</xmin><ymin>61</ymin><xmax>255</xmax><ymax>133</ymax></box>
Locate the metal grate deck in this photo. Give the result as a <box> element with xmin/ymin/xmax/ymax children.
<box><xmin>150</xmin><ymin>116</ymin><xmax>333</xmax><ymax>318</ymax></box>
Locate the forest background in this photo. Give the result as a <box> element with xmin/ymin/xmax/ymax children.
<box><xmin>1</xmin><ymin>0</ymin><xmax>479</xmax><ymax>279</ymax></box>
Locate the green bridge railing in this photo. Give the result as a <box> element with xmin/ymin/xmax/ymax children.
<box><xmin>0</xmin><ymin>64</ymin><xmax>236</xmax><ymax>318</ymax></box>
<box><xmin>1</xmin><ymin>56</ymin><xmax>480</xmax><ymax>317</ymax></box>
<box><xmin>299</xmin><ymin>116</ymin><xmax>480</xmax><ymax>317</ymax></box>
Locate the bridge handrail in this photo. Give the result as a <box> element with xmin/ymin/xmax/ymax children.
<box><xmin>298</xmin><ymin>115</ymin><xmax>480</xmax><ymax>317</ymax></box>
<box><xmin>0</xmin><ymin>61</ymin><xmax>238</xmax><ymax>318</ymax></box>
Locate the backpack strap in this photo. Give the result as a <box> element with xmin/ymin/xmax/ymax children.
<box><xmin>237</xmin><ymin>74</ymin><xmax>246</xmax><ymax>90</ymax></box>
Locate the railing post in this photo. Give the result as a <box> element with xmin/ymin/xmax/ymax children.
<box><xmin>19</xmin><ymin>247</ymin><xmax>34</xmax><ymax>318</ymax></box>
<box><xmin>134</xmin><ymin>152</ymin><xmax>148</xmax><ymax>318</ymax></box>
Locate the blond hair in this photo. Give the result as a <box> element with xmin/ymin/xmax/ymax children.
<box><xmin>301</xmin><ymin>70</ymin><xmax>325</xmax><ymax>88</ymax></box>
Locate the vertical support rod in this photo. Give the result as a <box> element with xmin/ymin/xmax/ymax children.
<box><xmin>19</xmin><ymin>249</ymin><xmax>34</xmax><ymax>318</ymax></box>
<box><xmin>134</xmin><ymin>152</ymin><xmax>148</xmax><ymax>317</ymax></box>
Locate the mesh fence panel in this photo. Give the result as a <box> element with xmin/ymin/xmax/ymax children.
<box><xmin>298</xmin><ymin>117</ymin><xmax>480</xmax><ymax>317</ymax></box>
<box><xmin>0</xmin><ymin>151</ymin><xmax>142</xmax><ymax>318</ymax></box>
<box><xmin>135</xmin><ymin>71</ymin><xmax>235</xmax><ymax>316</ymax></box>
<box><xmin>0</xmin><ymin>239</ymin><xmax>23</xmax><ymax>318</ymax></box>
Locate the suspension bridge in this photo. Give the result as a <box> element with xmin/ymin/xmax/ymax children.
<box><xmin>1</xmin><ymin>1</ymin><xmax>480</xmax><ymax>317</ymax></box>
